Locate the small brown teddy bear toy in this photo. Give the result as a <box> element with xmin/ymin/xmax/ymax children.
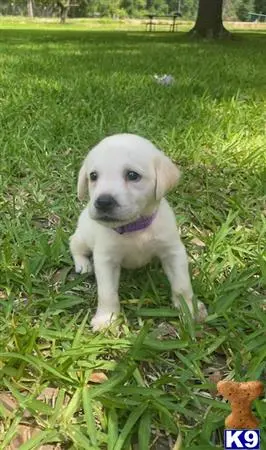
<box><xmin>217</xmin><ymin>380</ymin><xmax>264</xmax><ymax>429</ymax></box>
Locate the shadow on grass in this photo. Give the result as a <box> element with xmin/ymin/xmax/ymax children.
<box><xmin>1</xmin><ymin>27</ymin><xmax>266</xmax><ymax>43</ymax></box>
<box><xmin>0</xmin><ymin>29</ymin><xmax>265</xmax><ymax>101</ymax></box>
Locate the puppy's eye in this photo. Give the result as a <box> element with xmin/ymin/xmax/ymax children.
<box><xmin>125</xmin><ymin>171</ymin><xmax>141</xmax><ymax>182</ymax></box>
<box><xmin>90</xmin><ymin>171</ymin><xmax>98</xmax><ymax>182</ymax></box>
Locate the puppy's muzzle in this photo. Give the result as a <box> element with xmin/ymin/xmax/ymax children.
<box><xmin>94</xmin><ymin>194</ymin><xmax>118</xmax><ymax>213</ymax></box>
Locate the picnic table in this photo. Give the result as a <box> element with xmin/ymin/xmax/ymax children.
<box><xmin>145</xmin><ymin>12</ymin><xmax>182</xmax><ymax>32</ymax></box>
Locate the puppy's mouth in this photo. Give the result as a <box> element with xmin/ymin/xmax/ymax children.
<box><xmin>92</xmin><ymin>212</ymin><xmax>138</xmax><ymax>227</ymax></box>
<box><xmin>89</xmin><ymin>205</ymin><xmax>139</xmax><ymax>226</ymax></box>
<box><xmin>97</xmin><ymin>215</ymin><xmax>120</xmax><ymax>223</ymax></box>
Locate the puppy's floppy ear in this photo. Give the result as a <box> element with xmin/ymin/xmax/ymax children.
<box><xmin>77</xmin><ymin>158</ymin><xmax>89</xmax><ymax>201</ymax></box>
<box><xmin>154</xmin><ymin>153</ymin><xmax>180</xmax><ymax>200</ymax></box>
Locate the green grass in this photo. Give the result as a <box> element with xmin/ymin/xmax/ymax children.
<box><xmin>0</xmin><ymin>21</ymin><xmax>265</xmax><ymax>449</ymax></box>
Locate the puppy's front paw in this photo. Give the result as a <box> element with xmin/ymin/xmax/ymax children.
<box><xmin>74</xmin><ymin>256</ymin><xmax>93</xmax><ymax>275</ymax></box>
<box><xmin>195</xmin><ymin>301</ymin><xmax>208</xmax><ymax>323</ymax></box>
<box><xmin>172</xmin><ymin>293</ymin><xmax>194</xmax><ymax>313</ymax></box>
<box><xmin>90</xmin><ymin>311</ymin><xmax>117</xmax><ymax>332</ymax></box>
<box><xmin>172</xmin><ymin>294</ymin><xmax>207</xmax><ymax>322</ymax></box>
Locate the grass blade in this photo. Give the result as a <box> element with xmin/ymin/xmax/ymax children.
<box><xmin>113</xmin><ymin>403</ymin><xmax>148</xmax><ymax>450</ymax></box>
<box><xmin>0</xmin><ymin>352</ymin><xmax>73</xmax><ymax>382</ymax></box>
<box><xmin>66</xmin><ymin>424</ymin><xmax>95</xmax><ymax>449</ymax></box>
<box><xmin>61</xmin><ymin>387</ymin><xmax>82</xmax><ymax>422</ymax></box>
<box><xmin>108</xmin><ymin>408</ymin><xmax>119</xmax><ymax>450</ymax></box>
<box><xmin>82</xmin><ymin>386</ymin><xmax>98</xmax><ymax>446</ymax></box>
<box><xmin>72</xmin><ymin>311</ymin><xmax>90</xmax><ymax>348</ymax></box>
<box><xmin>87</xmin><ymin>362</ymin><xmax>137</xmax><ymax>399</ymax></box>
<box><xmin>135</xmin><ymin>308</ymin><xmax>181</xmax><ymax>317</ymax></box>
<box><xmin>138</xmin><ymin>409</ymin><xmax>152</xmax><ymax>450</ymax></box>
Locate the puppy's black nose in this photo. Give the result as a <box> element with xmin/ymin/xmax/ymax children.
<box><xmin>94</xmin><ymin>194</ymin><xmax>117</xmax><ymax>212</ymax></box>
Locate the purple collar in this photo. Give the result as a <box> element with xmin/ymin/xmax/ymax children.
<box><xmin>114</xmin><ymin>212</ymin><xmax>157</xmax><ymax>235</ymax></box>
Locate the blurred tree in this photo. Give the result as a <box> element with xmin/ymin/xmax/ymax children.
<box><xmin>86</xmin><ymin>0</ymin><xmax>121</xmax><ymax>16</ymax></box>
<box><xmin>254</xmin><ymin>0</ymin><xmax>266</xmax><ymax>14</ymax></box>
<box><xmin>223</xmin><ymin>0</ymin><xmax>239</xmax><ymax>19</ymax></box>
<box><xmin>27</xmin><ymin>0</ymin><xmax>34</xmax><ymax>16</ymax></box>
<box><xmin>236</xmin><ymin>0</ymin><xmax>254</xmax><ymax>21</ymax></box>
<box><xmin>147</xmin><ymin>0</ymin><xmax>168</xmax><ymax>14</ymax></box>
<box><xmin>68</xmin><ymin>0</ymin><xmax>87</xmax><ymax>17</ymax></box>
<box><xmin>120</xmin><ymin>0</ymin><xmax>146</xmax><ymax>17</ymax></box>
<box><xmin>57</xmin><ymin>0</ymin><xmax>72</xmax><ymax>22</ymax></box>
<box><xmin>2</xmin><ymin>0</ymin><xmax>261</xmax><ymax>21</ymax></box>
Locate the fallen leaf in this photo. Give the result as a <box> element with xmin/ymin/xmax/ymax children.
<box><xmin>31</xmin><ymin>214</ymin><xmax>60</xmax><ymax>230</ymax></box>
<box><xmin>51</xmin><ymin>267</ymin><xmax>72</xmax><ymax>286</ymax></box>
<box><xmin>152</xmin><ymin>322</ymin><xmax>179</xmax><ymax>339</ymax></box>
<box><xmin>41</xmin><ymin>446</ymin><xmax>62</xmax><ymax>450</ymax></box>
<box><xmin>208</xmin><ymin>370</ymin><xmax>223</xmax><ymax>397</ymax></box>
<box><xmin>0</xmin><ymin>290</ymin><xmax>8</xmax><ymax>300</ymax></box>
<box><xmin>37</xmin><ymin>387</ymin><xmax>71</xmax><ymax>409</ymax></box>
<box><xmin>37</xmin><ymin>387</ymin><xmax>59</xmax><ymax>406</ymax></box>
<box><xmin>7</xmin><ymin>424</ymin><xmax>41</xmax><ymax>449</ymax></box>
<box><xmin>208</xmin><ymin>370</ymin><xmax>223</xmax><ymax>384</ymax></box>
<box><xmin>48</xmin><ymin>214</ymin><xmax>60</xmax><ymax>227</ymax></box>
<box><xmin>88</xmin><ymin>372</ymin><xmax>108</xmax><ymax>383</ymax></box>
<box><xmin>172</xmin><ymin>433</ymin><xmax>182</xmax><ymax>450</ymax></box>
<box><xmin>191</xmin><ymin>237</ymin><xmax>206</xmax><ymax>247</ymax></box>
<box><xmin>0</xmin><ymin>392</ymin><xmax>30</xmax><ymax>418</ymax></box>
<box><xmin>0</xmin><ymin>392</ymin><xmax>18</xmax><ymax>412</ymax></box>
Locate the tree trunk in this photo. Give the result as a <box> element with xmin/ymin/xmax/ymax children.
<box><xmin>27</xmin><ymin>0</ymin><xmax>34</xmax><ymax>17</ymax></box>
<box><xmin>190</xmin><ymin>0</ymin><xmax>229</xmax><ymax>38</ymax></box>
<box><xmin>60</xmin><ymin>6</ymin><xmax>69</xmax><ymax>23</ymax></box>
<box><xmin>58</xmin><ymin>0</ymin><xmax>70</xmax><ymax>23</ymax></box>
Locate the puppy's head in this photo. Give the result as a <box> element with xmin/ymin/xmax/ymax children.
<box><xmin>77</xmin><ymin>134</ymin><xmax>180</xmax><ymax>226</ymax></box>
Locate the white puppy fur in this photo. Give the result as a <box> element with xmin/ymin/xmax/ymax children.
<box><xmin>70</xmin><ymin>133</ymin><xmax>206</xmax><ymax>331</ymax></box>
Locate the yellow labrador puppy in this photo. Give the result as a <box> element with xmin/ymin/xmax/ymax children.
<box><xmin>70</xmin><ymin>134</ymin><xmax>206</xmax><ymax>331</ymax></box>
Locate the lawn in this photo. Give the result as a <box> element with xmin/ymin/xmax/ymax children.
<box><xmin>0</xmin><ymin>20</ymin><xmax>265</xmax><ymax>450</ymax></box>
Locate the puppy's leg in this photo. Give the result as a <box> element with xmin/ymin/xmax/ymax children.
<box><xmin>160</xmin><ymin>243</ymin><xmax>207</xmax><ymax>322</ymax></box>
<box><xmin>91</xmin><ymin>254</ymin><xmax>121</xmax><ymax>331</ymax></box>
<box><xmin>69</xmin><ymin>233</ymin><xmax>93</xmax><ymax>275</ymax></box>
